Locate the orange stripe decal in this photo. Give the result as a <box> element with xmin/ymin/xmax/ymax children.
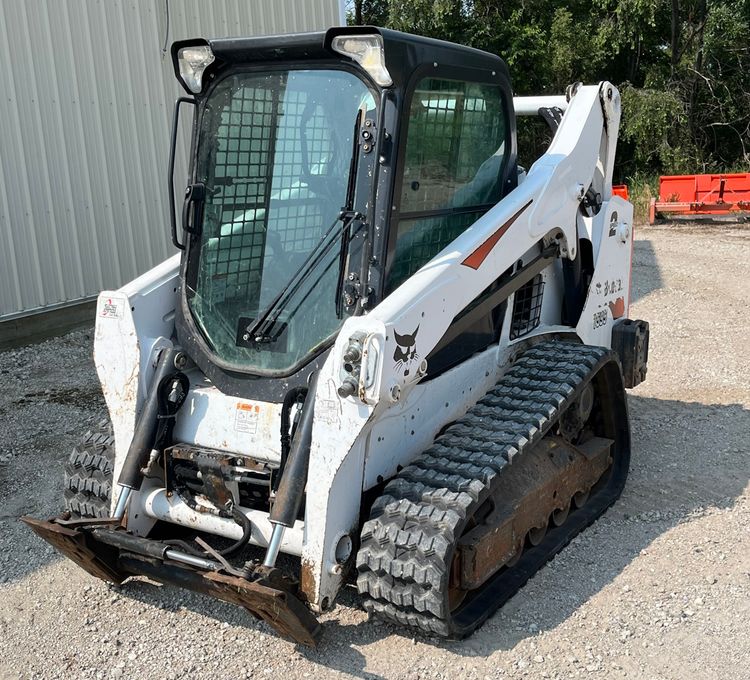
<box><xmin>608</xmin><ymin>296</ymin><xmax>625</xmax><ymax>320</ymax></box>
<box><xmin>461</xmin><ymin>200</ymin><xmax>533</xmax><ymax>270</ymax></box>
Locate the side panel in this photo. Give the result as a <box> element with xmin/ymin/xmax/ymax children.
<box><xmin>303</xmin><ymin>258</ymin><xmax>567</xmax><ymax>609</ymax></box>
<box><xmin>576</xmin><ymin>197</ymin><xmax>634</xmax><ymax>347</ymax></box>
<box><xmin>94</xmin><ymin>254</ymin><xmax>180</xmax><ymax>512</ymax></box>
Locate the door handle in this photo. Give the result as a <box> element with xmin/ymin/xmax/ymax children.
<box><xmin>182</xmin><ymin>182</ymin><xmax>206</xmax><ymax>236</ymax></box>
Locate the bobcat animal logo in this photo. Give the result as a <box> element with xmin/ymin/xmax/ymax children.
<box><xmin>393</xmin><ymin>325</ymin><xmax>419</xmax><ymax>376</ymax></box>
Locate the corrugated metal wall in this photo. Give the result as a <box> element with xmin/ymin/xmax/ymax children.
<box><xmin>0</xmin><ymin>0</ymin><xmax>344</xmax><ymax>320</ymax></box>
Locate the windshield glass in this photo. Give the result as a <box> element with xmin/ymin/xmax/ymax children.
<box><xmin>187</xmin><ymin>68</ymin><xmax>375</xmax><ymax>373</ymax></box>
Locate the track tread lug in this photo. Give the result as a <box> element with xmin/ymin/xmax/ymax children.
<box><xmin>63</xmin><ymin>420</ymin><xmax>116</xmax><ymax>519</ymax></box>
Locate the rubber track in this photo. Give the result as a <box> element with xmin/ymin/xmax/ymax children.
<box><xmin>356</xmin><ymin>341</ymin><xmax>613</xmax><ymax>637</ymax></box>
<box><xmin>63</xmin><ymin>420</ymin><xmax>115</xmax><ymax>518</ymax></box>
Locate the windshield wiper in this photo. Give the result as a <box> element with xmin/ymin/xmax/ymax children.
<box><xmin>246</xmin><ymin>109</ymin><xmax>366</xmax><ymax>344</ymax></box>
<box><xmin>335</xmin><ymin>109</ymin><xmax>365</xmax><ymax>318</ymax></box>
<box><xmin>244</xmin><ymin>209</ymin><xmax>362</xmax><ymax>344</ymax></box>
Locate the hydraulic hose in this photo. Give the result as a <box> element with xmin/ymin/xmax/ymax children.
<box><xmin>117</xmin><ymin>347</ymin><xmax>187</xmax><ymax>490</ymax></box>
<box><xmin>164</xmin><ymin>504</ymin><xmax>253</xmax><ymax>558</ymax></box>
<box><xmin>275</xmin><ymin>387</ymin><xmax>308</xmax><ymax>492</ymax></box>
<box><xmin>269</xmin><ymin>373</ymin><xmax>318</xmax><ymax>528</ymax></box>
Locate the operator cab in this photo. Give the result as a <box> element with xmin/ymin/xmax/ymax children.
<box><xmin>170</xmin><ymin>27</ymin><xmax>517</xmax><ymax>398</ymax></box>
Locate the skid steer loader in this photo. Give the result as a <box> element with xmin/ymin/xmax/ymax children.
<box><xmin>23</xmin><ymin>27</ymin><xmax>649</xmax><ymax>646</ymax></box>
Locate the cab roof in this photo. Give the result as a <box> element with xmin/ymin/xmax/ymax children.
<box><xmin>174</xmin><ymin>26</ymin><xmax>510</xmax><ymax>92</ymax></box>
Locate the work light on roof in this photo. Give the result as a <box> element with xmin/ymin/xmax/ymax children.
<box><xmin>331</xmin><ymin>34</ymin><xmax>392</xmax><ymax>87</ymax></box>
<box><xmin>177</xmin><ymin>44</ymin><xmax>215</xmax><ymax>93</ymax></box>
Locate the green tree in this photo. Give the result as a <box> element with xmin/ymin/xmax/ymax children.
<box><xmin>348</xmin><ymin>0</ymin><xmax>750</xmax><ymax>174</ymax></box>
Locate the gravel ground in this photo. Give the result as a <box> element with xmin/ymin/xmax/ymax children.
<box><xmin>0</xmin><ymin>222</ymin><xmax>748</xmax><ymax>679</ymax></box>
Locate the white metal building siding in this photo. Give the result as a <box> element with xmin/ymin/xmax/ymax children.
<box><xmin>0</xmin><ymin>0</ymin><xmax>344</xmax><ymax>319</ymax></box>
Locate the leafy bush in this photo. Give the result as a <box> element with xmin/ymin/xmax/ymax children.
<box><xmin>620</xmin><ymin>86</ymin><xmax>698</xmax><ymax>174</ymax></box>
<box><xmin>349</xmin><ymin>0</ymin><xmax>750</xmax><ymax>176</ymax></box>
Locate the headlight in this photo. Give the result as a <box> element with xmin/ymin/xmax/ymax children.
<box><xmin>331</xmin><ymin>34</ymin><xmax>392</xmax><ymax>87</ymax></box>
<box><xmin>177</xmin><ymin>45</ymin><xmax>215</xmax><ymax>94</ymax></box>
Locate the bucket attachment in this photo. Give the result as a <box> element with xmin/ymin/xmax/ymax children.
<box><xmin>21</xmin><ymin>515</ymin><xmax>322</xmax><ymax>647</ymax></box>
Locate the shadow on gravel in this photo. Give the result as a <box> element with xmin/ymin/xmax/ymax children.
<box><xmin>5</xmin><ymin>395</ymin><xmax>748</xmax><ymax>677</ymax></box>
<box><xmin>0</xmin><ymin>390</ymin><xmax>107</xmax><ymax>586</ymax></box>
<box><xmin>410</xmin><ymin>394</ymin><xmax>750</xmax><ymax>659</ymax></box>
<box><xmin>631</xmin><ymin>239</ymin><xmax>663</xmax><ymax>303</ymax></box>
<box><xmin>118</xmin><ymin>571</ymin><xmax>388</xmax><ymax>679</ymax></box>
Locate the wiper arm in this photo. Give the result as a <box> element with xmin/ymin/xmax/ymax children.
<box><xmin>335</xmin><ymin>109</ymin><xmax>365</xmax><ymax>318</ymax></box>
<box><xmin>344</xmin><ymin>109</ymin><xmax>362</xmax><ymax>213</ymax></box>
<box><xmin>244</xmin><ymin>210</ymin><xmax>361</xmax><ymax>344</ymax></box>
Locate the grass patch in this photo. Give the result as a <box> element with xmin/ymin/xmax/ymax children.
<box><xmin>624</xmin><ymin>173</ymin><xmax>659</xmax><ymax>225</ymax></box>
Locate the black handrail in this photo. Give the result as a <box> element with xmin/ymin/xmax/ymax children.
<box><xmin>168</xmin><ymin>97</ymin><xmax>196</xmax><ymax>250</ymax></box>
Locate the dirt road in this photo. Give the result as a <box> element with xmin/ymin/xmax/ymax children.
<box><xmin>0</xmin><ymin>223</ymin><xmax>748</xmax><ymax>679</ymax></box>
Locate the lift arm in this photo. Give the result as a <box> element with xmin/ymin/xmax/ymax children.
<box><xmin>335</xmin><ymin>82</ymin><xmax>622</xmax><ymax>408</ymax></box>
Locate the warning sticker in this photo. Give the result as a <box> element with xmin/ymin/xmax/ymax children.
<box><xmin>316</xmin><ymin>380</ymin><xmax>342</xmax><ymax>427</ymax></box>
<box><xmin>235</xmin><ymin>402</ymin><xmax>259</xmax><ymax>434</ymax></box>
<box><xmin>99</xmin><ymin>297</ymin><xmax>125</xmax><ymax>319</ymax></box>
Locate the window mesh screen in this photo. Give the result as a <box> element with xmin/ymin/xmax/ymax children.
<box><xmin>387</xmin><ymin>211</ymin><xmax>483</xmax><ymax>293</ymax></box>
<box><xmin>201</xmin><ymin>80</ymin><xmax>334</xmax><ymax>305</ymax></box>
<box><xmin>400</xmin><ymin>78</ymin><xmax>505</xmax><ymax>214</ymax></box>
<box><xmin>387</xmin><ymin>77</ymin><xmax>507</xmax><ymax>292</ymax></box>
<box><xmin>186</xmin><ymin>69</ymin><xmax>374</xmax><ymax>371</ymax></box>
<box><xmin>510</xmin><ymin>274</ymin><xmax>545</xmax><ymax>339</ymax></box>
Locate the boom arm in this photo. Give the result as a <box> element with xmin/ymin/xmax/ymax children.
<box><xmin>338</xmin><ymin>82</ymin><xmax>622</xmax><ymax>407</ymax></box>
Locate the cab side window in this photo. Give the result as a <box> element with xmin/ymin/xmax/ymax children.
<box><xmin>387</xmin><ymin>78</ymin><xmax>507</xmax><ymax>292</ymax></box>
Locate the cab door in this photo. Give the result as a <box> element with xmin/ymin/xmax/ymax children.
<box><xmin>385</xmin><ymin>71</ymin><xmax>516</xmax><ymax>376</ymax></box>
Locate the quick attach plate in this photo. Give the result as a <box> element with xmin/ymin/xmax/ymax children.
<box><xmin>21</xmin><ymin>515</ymin><xmax>322</xmax><ymax>646</ymax></box>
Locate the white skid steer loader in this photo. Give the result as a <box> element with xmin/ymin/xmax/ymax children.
<box><xmin>24</xmin><ymin>27</ymin><xmax>649</xmax><ymax>645</ymax></box>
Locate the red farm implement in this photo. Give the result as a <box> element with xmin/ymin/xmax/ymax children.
<box><xmin>612</xmin><ymin>184</ymin><xmax>629</xmax><ymax>201</ymax></box>
<box><xmin>649</xmin><ymin>173</ymin><xmax>750</xmax><ymax>223</ymax></box>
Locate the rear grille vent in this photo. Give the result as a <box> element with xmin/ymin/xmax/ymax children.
<box><xmin>510</xmin><ymin>274</ymin><xmax>544</xmax><ymax>339</ymax></box>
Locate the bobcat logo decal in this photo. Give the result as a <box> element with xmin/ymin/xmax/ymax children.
<box><xmin>393</xmin><ymin>325</ymin><xmax>419</xmax><ymax>376</ymax></box>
